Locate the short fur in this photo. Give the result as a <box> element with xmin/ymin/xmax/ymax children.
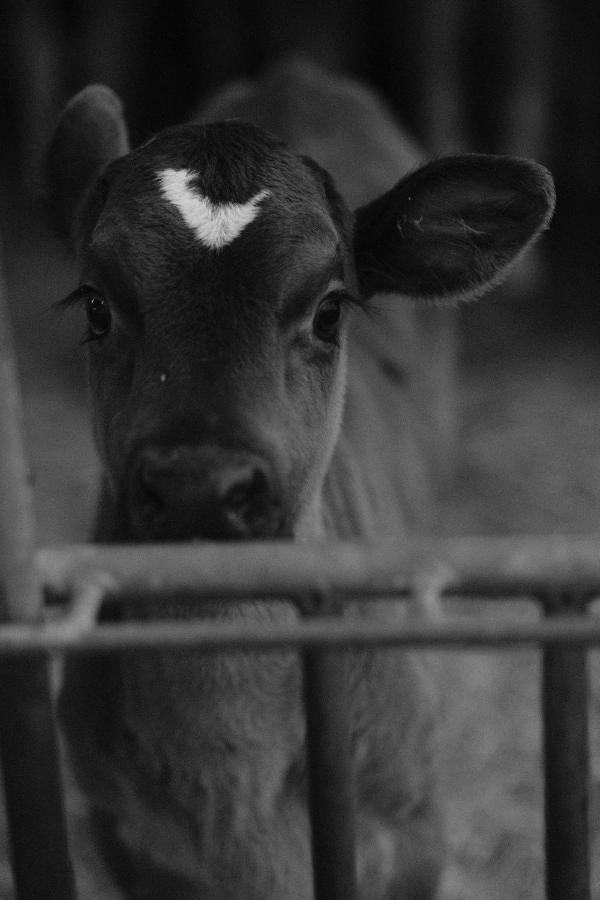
<box><xmin>47</xmin><ymin>59</ymin><xmax>555</xmax><ymax>898</ymax></box>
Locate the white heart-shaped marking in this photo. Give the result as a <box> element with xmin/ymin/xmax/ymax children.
<box><xmin>157</xmin><ymin>168</ymin><xmax>270</xmax><ymax>250</ymax></box>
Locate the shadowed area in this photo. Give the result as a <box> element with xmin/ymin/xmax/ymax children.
<box><xmin>0</xmin><ymin>44</ymin><xmax>598</xmax><ymax>896</ymax></box>
<box><xmin>2</xmin><ymin>181</ymin><xmax>600</xmax><ymax>898</ymax></box>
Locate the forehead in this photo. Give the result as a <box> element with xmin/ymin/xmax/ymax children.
<box><xmin>93</xmin><ymin>121</ymin><xmax>338</xmax><ymax>247</ymax></box>
<box><xmin>84</xmin><ymin>122</ymin><xmax>351</xmax><ymax>308</ymax></box>
<box><xmin>83</xmin><ymin>122</ymin><xmax>350</xmax><ymax>311</ymax></box>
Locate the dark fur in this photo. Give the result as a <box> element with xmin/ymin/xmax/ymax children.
<box><xmin>47</xmin><ymin>60</ymin><xmax>555</xmax><ymax>898</ymax></box>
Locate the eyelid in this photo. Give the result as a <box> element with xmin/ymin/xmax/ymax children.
<box><xmin>317</xmin><ymin>283</ymin><xmax>362</xmax><ymax>312</ymax></box>
<box><xmin>281</xmin><ymin>274</ymin><xmax>350</xmax><ymax>328</ymax></box>
<box><xmin>319</xmin><ymin>279</ymin><xmax>347</xmax><ymax>299</ymax></box>
<box><xmin>298</xmin><ymin>282</ymin><xmax>350</xmax><ymax>328</ymax></box>
<box><xmin>56</xmin><ymin>284</ymin><xmax>142</xmax><ymax>328</ymax></box>
<box><xmin>56</xmin><ymin>283</ymin><xmax>103</xmax><ymax>311</ymax></box>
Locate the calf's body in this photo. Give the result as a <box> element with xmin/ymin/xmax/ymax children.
<box><xmin>47</xmin><ymin>60</ymin><xmax>555</xmax><ymax>897</ymax></box>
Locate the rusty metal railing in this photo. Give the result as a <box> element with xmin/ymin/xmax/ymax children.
<box><xmin>1</xmin><ymin>242</ymin><xmax>597</xmax><ymax>898</ymax></box>
<box><xmin>0</xmin><ymin>539</ymin><xmax>597</xmax><ymax>899</ymax></box>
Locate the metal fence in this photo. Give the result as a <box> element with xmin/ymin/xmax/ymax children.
<box><xmin>1</xmin><ymin>264</ymin><xmax>596</xmax><ymax>899</ymax></box>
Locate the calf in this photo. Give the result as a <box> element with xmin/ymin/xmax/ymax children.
<box><xmin>46</xmin><ymin>59</ymin><xmax>555</xmax><ymax>898</ymax></box>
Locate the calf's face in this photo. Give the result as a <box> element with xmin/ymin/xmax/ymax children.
<box><xmin>47</xmin><ymin>86</ymin><xmax>555</xmax><ymax>542</ymax></box>
<box><xmin>67</xmin><ymin>122</ymin><xmax>356</xmax><ymax>540</ymax></box>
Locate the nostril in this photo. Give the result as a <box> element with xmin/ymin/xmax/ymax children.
<box><xmin>139</xmin><ymin>468</ymin><xmax>165</xmax><ymax>512</ymax></box>
<box><xmin>134</xmin><ymin>457</ymin><xmax>169</xmax><ymax>527</ymax></box>
<box><xmin>220</xmin><ymin>465</ymin><xmax>280</xmax><ymax>537</ymax></box>
<box><xmin>223</xmin><ymin>467</ymin><xmax>268</xmax><ymax>513</ymax></box>
<box><xmin>130</xmin><ymin>450</ymin><xmax>203</xmax><ymax>539</ymax></box>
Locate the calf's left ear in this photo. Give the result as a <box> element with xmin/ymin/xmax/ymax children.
<box><xmin>46</xmin><ymin>85</ymin><xmax>129</xmax><ymax>239</ymax></box>
<box><xmin>354</xmin><ymin>154</ymin><xmax>556</xmax><ymax>303</ymax></box>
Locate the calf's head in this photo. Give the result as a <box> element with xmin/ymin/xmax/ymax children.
<box><xmin>47</xmin><ymin>85</ymin><xmax>555</xmax><ymax>542</ymax></box>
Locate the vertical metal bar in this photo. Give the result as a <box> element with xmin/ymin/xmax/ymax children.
<box><xmin>0</xmin><ymin>658</ymin><xmax>77</xmax><ymax>898</ymax></box>
<box><xmin>541</xmin><ymin>596</ymin><xmax>590</xmax><ymax>900</ymax></box>
<box><xmin>300</xmin><ymin>594</ymin><xmax>357</xmax><ymax>900</ymax></box>
<box><xmin>0</xmin><ymin>238</ymin><xmax>76</xmax><ymax>898</ymax></box>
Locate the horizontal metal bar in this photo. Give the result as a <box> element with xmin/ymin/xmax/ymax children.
<box><xmin>36</xmin><ymin>535</ymin><xmax>600</xmax><ymax>600</ymax></box>
<box><xmin>34</xmin><ymin>540</ymin><xmax>440</xmax><ymax>597</ymax></box>
<box><xmin>0</xmin><ymin>612</ymin><xmax>600</xmax><ymax>654</ymax></box>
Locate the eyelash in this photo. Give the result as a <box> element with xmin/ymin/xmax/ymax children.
<box><xmin>57</xmin><ymin>285</ymin><xmax>112</xmax><ymax>344</ymax></box>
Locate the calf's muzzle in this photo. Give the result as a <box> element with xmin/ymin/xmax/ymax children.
<box><xmin>127</xmin><ymin>444</ymin><xmax>284</xmax><ymax>540</ymax></box>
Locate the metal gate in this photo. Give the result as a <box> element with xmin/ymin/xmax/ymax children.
<box><xmin>1</xmin><ymin>264</ymin><xmax>596</xmax><ymax>898</ymax></box>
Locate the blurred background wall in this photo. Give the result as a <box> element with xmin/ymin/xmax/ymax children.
<box><xmin>1</xmin><ymin>0</ymin><xmax>598</xmax><ymax>331</ymax></box>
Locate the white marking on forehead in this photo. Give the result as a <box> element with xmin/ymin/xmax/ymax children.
<box><xmin>157</xmin><ymin>168</ymin><xmax>270</xmax><ymax>250</ymax></box>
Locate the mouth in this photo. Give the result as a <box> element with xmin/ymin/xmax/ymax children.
<box><xmin>127</xmin><ymin>499</ymin><xmax>288</xmax><ymax>543</ymax></box>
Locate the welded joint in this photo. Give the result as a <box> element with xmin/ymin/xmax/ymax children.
<box><xmin>410</xmin><ymin>560</ymin><xmax>454</xmax><ymax>617</ymax></box>
<box><xmin>295</xmin><ymin>589</ymin><xmax>345</xmax><ymax>618</ymax></box>
<box><xmin>60</xmin><ymin>569</ymin><xmax>115</xmax><ymax>637</ymax></box>
<box><xmin>535</xmin><ymin>590</ymin><xmax>594</xmax><ymax>616</ymax></box>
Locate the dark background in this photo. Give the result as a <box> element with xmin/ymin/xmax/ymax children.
<box><xmin>1</xmin><ymin>7</ymin><xmax>600</xmax><ymax>897</ymax></box>
<box><xmin>1</xmin><ymin>0</ymin><xmax>599</xmax><ymax>332</ymax></box>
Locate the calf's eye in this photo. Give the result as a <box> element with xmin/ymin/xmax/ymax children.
<box><xmin>312</xmin><ymin>294</ymin><xmax>343</xmax><ymax>344</ymax></box>
<box><xmin>85</xmin><ymin>292</ymin><xmax>111</xmax><ymax>339</ymax></box>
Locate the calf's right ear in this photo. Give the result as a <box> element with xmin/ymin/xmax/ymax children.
<box><xmin>45</xmin><ymin>85</ymin><xmax>129</xmax><ymax>239</ymax></box>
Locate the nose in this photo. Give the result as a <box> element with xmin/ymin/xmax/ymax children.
<box><xmin>129</xmin><ymin>445</ymin><xmax>283</xmax><ymax>540</ymax></box>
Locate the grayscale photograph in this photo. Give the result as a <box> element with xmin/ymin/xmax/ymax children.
<box><xmin>0</xmin><ymin>2</ymin><xmax>597</xmax><ymax>897</ymax></box>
